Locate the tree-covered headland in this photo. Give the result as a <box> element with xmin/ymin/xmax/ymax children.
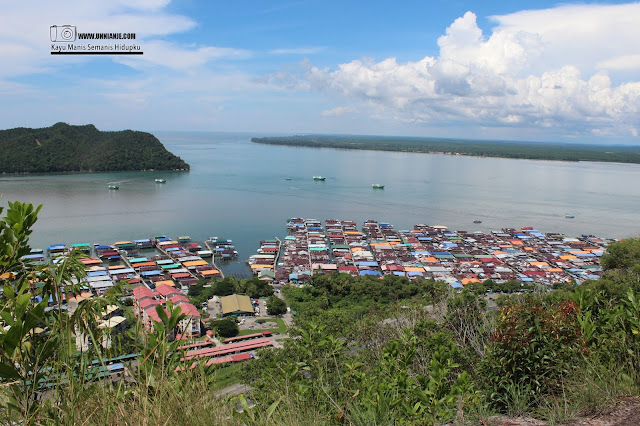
<box><xmin>0</xmin><ymin>122</ymin><xmax>189</xmax><ymax>173</ymax></box>
<box><xmin>252</xmin><ymin>135</ymin><xmax>640</xmax><ymax>164</ymax></box>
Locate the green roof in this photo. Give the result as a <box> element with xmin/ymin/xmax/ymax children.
<box><xmin>161</xmin><ymin>264</ymin><xmax>180</xmax><ymax>269</ymax></box>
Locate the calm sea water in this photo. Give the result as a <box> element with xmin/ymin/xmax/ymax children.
<box><xmin>1</xmin><ymin>131</ymin><xmax>639</xmax><ymax>276</ymax></box>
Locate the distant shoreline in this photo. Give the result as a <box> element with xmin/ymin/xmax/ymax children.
<box><xmin>251</xmin><ymin>135</ymin><xmax>640</xmax><ymax>165</ymax></box>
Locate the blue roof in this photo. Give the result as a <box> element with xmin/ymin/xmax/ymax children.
<box><xmin>22</xmin><ymin>254</ymin><xmax>45</xmax><ymax>259</ymax></box>
<box><xmin>392</xmin><ymin>271</ymin><xmax>406</xmax><ymax>276</ymax></box>
<box><xmin>87</xmin><ymin>271</ymin><xmax>108</xmax><ymax>277</ymax></box>
<box><xmin>449</xmin><ymin>282</ymin><xmax>463</xmax><ymax>289</ymax></box>
<box><xmin>356</xmin><ymin>261</ymin><xmax>379</xmax><ymax>267</ymax></box>
<box><xmin>407</xmin><ymin>271</ymin><xmax>424</xmax><ymax>276</ymax></box>
<box><xmin>134</xmin><ymin>239</ymin><xmax>151</xmax><ymax>243</ymax></box>
<box><xmin>443</xmin><ymin>243</ymin><xmax>458</xmax><ymax>248</ymax></box>
<box><xmin>141</xmin><ymin>270</ymin><xmax>162</xmax><ymax>276</ymax></box>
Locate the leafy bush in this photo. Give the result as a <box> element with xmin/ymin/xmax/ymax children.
<box><xmin>480</xmin><ymin>297</ymin><xmax>585</xmax><ymax>410</ymax></box>
<box><xmin>213</xmin><ymin>318</ymin><xmax>239</xmax><ymax>338</ymax></box>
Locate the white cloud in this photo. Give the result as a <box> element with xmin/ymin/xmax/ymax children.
<box><xmin>115</xmin><ymin>41</ymin><xmax>250</xmax><ymax>70</ymax></box>
<box><xmin>597</xmin><ymin>54</ymin><xmax>640</xmax><ymax>71</ymax></box>
<box><xmin>321</xmin><ymin>106</ymin><xmax>358</xmax><ymax>116</ymax></box>
<box><xmin>272</xmin><ymin>4</ymin><xmax>640</xmax><ymax>138</ymax></box>
<box><xmin>269</xmin><ymin>47</ymin><xmax>325</xmax><ymax>55</ymax></box>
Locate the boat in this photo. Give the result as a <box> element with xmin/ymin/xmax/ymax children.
<box><xmin>155</xmin><ymin>178</ymin><xmax>166</xmax><ymax>183</ymax></box>
<box><xmin>565</xmin><ymin>214</ymin><xmax>575</xmax><ymax>219</ymax></box>
<box><xmin>473</xmin><ymin>220</ymin><xmax>482</xmax><ymax>223</ymax></box>
<box><xmin>313</xmin><ymin>176</ymin><xmax>326</xmax><ymax>181</ymax></box>
<box><xmin>108</xmin><ymin>185</ymin><xmax>119</xmax><ymax>190</ymax></box>
<box><xmin>372</xmin><ymin>184</ymin><xmax>385</xmax><ymax>189</ymax></box>
<box><xmin>285</xmin><ymin>177</ymin><xmax>292</xmax><ymax>181</ymax></box>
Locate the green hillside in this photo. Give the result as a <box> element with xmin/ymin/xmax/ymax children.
<box><xmin>0</xmin><ymin>122</ymin><xmax>189</xmax><ymax>173</ymax></box>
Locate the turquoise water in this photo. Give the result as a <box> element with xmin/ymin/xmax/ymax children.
<box><xmin>1</xmin><ymin>131</ymin><xmax>639</xmax><ymax>276</ymax></box>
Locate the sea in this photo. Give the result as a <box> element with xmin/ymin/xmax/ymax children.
<box><xmin>1</xmin><ymin>131</ymin><xmax>639</xmax><ymax>277</ymax></box>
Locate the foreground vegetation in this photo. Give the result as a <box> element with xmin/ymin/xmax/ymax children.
<box><xmin>2</xmin><ymin>200</ymin><xmax>640</xmax><ymax>424</ymax></box>
<box><xmin>251</xmin><ymin>135</ymin><xmax>640</xmax><ymax>164</ymax></box>
<box><xmin>0</xmin><ymin>122</ymin><xmax>190</xmax><ymax>173</ymax></box>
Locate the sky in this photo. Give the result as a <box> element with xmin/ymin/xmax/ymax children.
<box><xmin>1</xmin><ymin>0</ymin><xmax>640</xmax><ymax>143</ymax></box>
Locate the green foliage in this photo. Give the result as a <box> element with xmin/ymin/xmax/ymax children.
<box><xmin>236</xmin><ymin>277</ymin><xmax>274</xmax><ymax>299</ymax></box>
<box><xmin>213</xmin><ymin>318</ymin><xmax>239</xmax><ymax>338</ymax></box>
<box><xmin>266</xmin><ymin>296</ymin><xmax>287</xmax><ymax>316</ymax></box>
<box><xmin>0</xmin><ymin>122</ymin><xmax>189</xmax><ymax>173</ymax></box>
<box><xmin>480</xmin><ymin>297</ymin><xmax>585</xmax><ymax>410</ymax></box>
<box><xmin>213</xmin><ymin>277</ymin><xmax>237</xmax><ymax>296</ymax></box>
<box><xmin>252</xmin><ymin>135</ymin><xmax>640</xmax><ymax>164</ymax></box>
<box><xmin>601</xmin><ymin>238</ymin><xmax>640</xmax><ymax>272</ymax></box>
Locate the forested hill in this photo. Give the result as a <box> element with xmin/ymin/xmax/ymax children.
<box><xmin>0</xmin><ymin>122</ymin><xmax>190</xmax><ymax>173</ymax></box>
<box><xmin>252</xmin><ymin>135</ymin><xmax>640</xmax><ymax>164</ymax></box>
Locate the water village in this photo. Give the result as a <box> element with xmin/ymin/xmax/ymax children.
<box><xmin>13</xmin><ymin>220</ymin><xmax>612</xmax><ymax>383</ymax></box>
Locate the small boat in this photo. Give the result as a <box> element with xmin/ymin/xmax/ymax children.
<box><xmin>565</xmin><ymin>214</ymin><xmax>575</xmax><ymax>219</ymax></box>
<box><xmin>473</xmin><ymin>220</ymin><xmax>482</xmax><ymax>223</ymax></box>
<box><xmin>155</xmin><ymin>178</ymin><xmax>166</xmax><ymax>183</ymax></box>
<box><xmin>313</xmin><ymin>176</ymin><xmax>326</xmax><ymax>181</ymax></box>
<box><xmin>108</xmin><ymin>185</ymin><xmax>119</xmax><ymax>190</ymax></box>
<box><xmin>372</xmin><ymin>184</ymin><xmax>385</xmax><ymax>189</ymax></box>
<box><xmin>285</xmin><ymin>177</ymin><xmax>292</xmax><ymax>181</ymax></box>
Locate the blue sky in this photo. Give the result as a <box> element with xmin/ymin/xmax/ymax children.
<box><xmin>2</xmin><ymin>1</ymin><xmax>640</xmax><ymax>143</ymax></box>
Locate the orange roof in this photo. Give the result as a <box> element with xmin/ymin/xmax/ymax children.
<box><xmin>524</xmin><ymin>247</ymin><xmax>536</xmax><ymax>251</ymax></box>
<box><xmin>132</xmin><ymin>261</ymin><xmax>157</xmax><ymax>268</ymax></box>
<box><xmin>560</xmin><ymin>255</ymin><xmax>577</xmax><ymax>260</ymax></box>
<box><xmin>404</xmin><ymin>266</ymin><xmax>425</xmax><ymax>272</ymax></box>
<box><xmin>108</xmin><ymin>265</ymin><xmax>126</xmax><ymax>270</ymax></box>
<box><xmin>114</xmin><ymin>241</ymin><xmax>133</xmax><ymax>245</ymax></box>
<box><xmin>424</xmin><ymin>256</ymin><xmax>438</xmax><ymax>263</ymax></box>
<box><xmin>200</xmin><ymin>270</ymin><xmax>220</xmax><ymax>276</ymax></box>
<box><xmin>183</xmin><ymin>260</ymin><xmax>208</xmax><ymax>267</ymax></box>
<box><xmin>491</xmin><ymin>250</ymin><xmax>508</xmax><ymax>255</ymax></box>
<box><xmin>509</xmin><ymin>239</ymin><xmax>523</xmax><ymax>245</ymax></box>
<box><xmin>530</xmin><ymin>261</ymin><xmax>549</xmax><ymax>267</ymax></box>
<box><xmin>461</xmin><ymin>278</ymin><xmax>481</xmax><ymax>285</ymax></box>
<box><xmin>250</xmin><ymin>264</ymin><xmax>273</xmax><ymax>269</ymax></box>
<box><xmin>547</xmin><ymin>268</ymin><xmax>563</xmax><ymax>272</ymax></box>
<box><xmin>155</xmin><ymin>280</ymin><xmax>175</xmax><ymax>287</ymax></box>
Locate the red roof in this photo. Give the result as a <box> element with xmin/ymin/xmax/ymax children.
<box><xmin>169</xmin><ymin>294</ymin><xmax>190</xmax><ymax>304</ymax></box>
<box><xmin>338</xmin><ymin>266</ymin><xmax>358</xmax><ymax>272</ymax></box>
<box><xmin>133</xmin><ymin>286</ymin><xmax>154</xmax><ymax>300</ymax></box>
<box><xmin>172</xmin><ymin>273</ymin><xmax>191</xmax><ymax>279</ymax></box>
<box><xmin>155</xmin><ymin>285</ymin><xmax>180</xmax><ymax>297</ymax></box>
<box><xmin>140</xmin><ymin>299</ymin><xmax>161</xmax><ymax>309</ymax></box>
<box><xmin>176</xmin><ymin>303</ymin><xmax>200</xmax><ymax>318</ymax></box>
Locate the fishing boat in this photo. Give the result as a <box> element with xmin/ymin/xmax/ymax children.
<box><xmin>372</xmin><ymin>184</ymin><xmax>385</xmax><ymax>189</ymax></box>
<box><xmin>565</xmin><ymin>214</ymin><xmax>575</xmax><ymax>219</ymax></box>
<box><xmin>108</xmin><ymin>185</ymin><xmax>119</xmax><ymax>190</ymax></box>
<box><xmin>155</xmin><ymin>178</ymin><xmax>166</xmax><ymax>183</ymax></box>
<box><xmin>313</xmin><ymin>176</ymin><xmax>326</xmax><ymax>181</ymax></box>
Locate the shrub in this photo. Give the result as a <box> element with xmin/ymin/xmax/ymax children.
<box><xmin>480</xmin><ymin>297</ymin><xmax>585</xmax><ymax>410</ymax></box>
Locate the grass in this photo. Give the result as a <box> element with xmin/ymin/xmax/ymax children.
<box><xmin>237</xmin><ymin>318</ymin><xmax>287</xmax><ymax>336</ymax></box>
<box><xmin>211</xmin><ymin>362</ymin><xmax>245</xmax><ymax>390</ymax></box>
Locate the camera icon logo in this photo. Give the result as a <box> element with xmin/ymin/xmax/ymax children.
<box><xmin>50</xmin><ymin>25</ymin><xmax>76</xmax><ymax>42</ymax></box>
